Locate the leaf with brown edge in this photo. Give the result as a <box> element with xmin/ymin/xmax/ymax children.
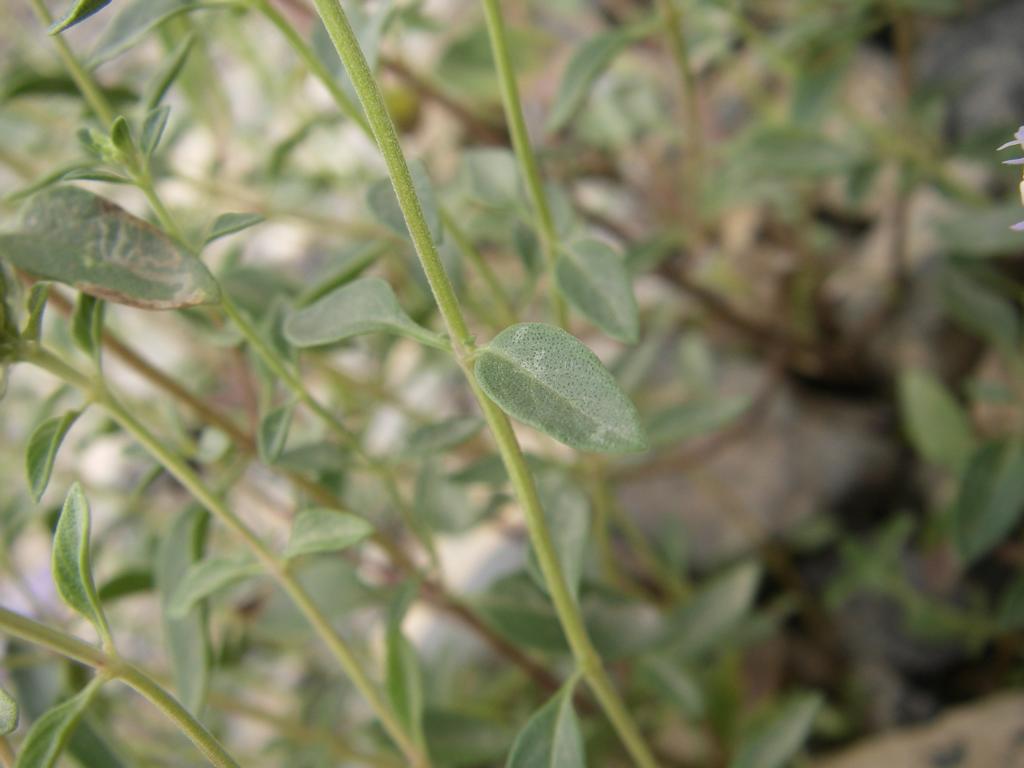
<box><xmin>0</xmin><ymin>186</ymin><xmax>219</xmax><ymax>310</ymax></box>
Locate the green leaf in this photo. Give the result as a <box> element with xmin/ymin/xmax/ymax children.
<box><xmin>939</xmin><ymin>265</ymin><xmax>1019</xmax><ymax>350</ymax></box>
<box><xmin>506</xmin><ymin>682</ymin><xmax>585</xmax><ymax>768</ymax></box>
<box><xmin>140</xmin><ymin>105</ymin><xmax>171</xmax><ymax>158</ymax></box>
<box><xmin>934</xmin><ymin>203</ymin><xmax>1024</xmax><ymax>257</ymax></box>
<box><xmin>386</xmin><ymin>589</ymin><xmax>426</xmax><ymax>752</ymax></box>
<box><xmin>660</xmin><ymin>562</ymin><xmax>761</xmax><ymax>658</ymax></box>
<box><xmin>284</xmin><ymin>277</ymin><xmax>447</xmax><ymax>350</ymax></box>
<box><xmin>367</xmin><ymin>160</ymin><xmax>443</xmax><ymax>243</ymax></box>
<box><xmin>424</xmin><ymin>710</ymin><xmax>515</xmax><ymax>768</ymax></box>
<box><xmin>898</xmin><ymin>369</ymin><xmax>975</xmax><ymax>473</ymax></box>
<box><xmin>26</xmin><ymin>410</ymin><xmax>82</xmax><ymax>503</ymax></box>
<box><xmin>415</xmin><ymin>460</ymin><xmax>484</xmax><ymax>533</ymax></box>
<box><xmin>474</xmin><ymin>573</ymin><xmax>568</xmax><ymax>653</ymax></box>
<box><xmin>952</xmin><ymin>440</ymin><xmax>1024</xmax><ymax>563</ymax></box>
<box><xmin>70</xmin><ymin>293</ymin><xmax>103</xmax><ymax>358</ymax></box>
<box><xmin>157</xmin><ymin>507</ymin><xmax>210</xmax><ymax>715</ymax></box>
<box><xmin>402</xmin><ymin>416</ymin><xmax>484</xmax><ymax>458</ymax></box>
<box><xmin>0</xmin><ymin>187</ymin><xmax>220</xmax><ymax>309</ymax></box>
<box><xmin>168</xmin><ymin>554</ymin><xmax>262</xmax><ymax>618</ymax></box>
<box><xmin>284</xmin><ymin>509</ymin><xmax>374</xmax><ymax>560</ymax></box>
<box><xmin>204</xmin><ymin>212</ymin><xmax>265</xmax><ymax>246</ymax></box>
<box><xmin>555</xmin><ymin>239</ymin><xmax>638</xmax><ymax>343</ymax></box>
<box><xmin>547</xmin><ymin>27</ymin><xmax>636</xmax><ymax>133</ymax></box>
<box><xmin>462</xmin><ymin>148</ymin><xmax>521</xmax><ymax>208</ymax></box>
<box><xmin>49</xmin><ymin>0</ymin><xmax>112</xmax><ymax>34</ymax></box>
<box><xmin>97</xmin><ymin>567</ymin><xmax>154</xmax><ymax>602</ymax></box>
<box><xmin>144</xmin><ymin>33</ymin><xmax>194</xmax><ymax>110</ymax></box>
<box><xmin>108</xmin><ymin>116</ymin><xmax>135</xmax><ymax>158</ymax></box>
<box><xmin>88</xmin><ymin>0</ymin><xmax>195</xmax><ymax>67</ymax></box>
<box><xmin>13</xmin><ymin>679</ymin><xmax>104</xmax><ymax>768</ymax></box>
<box><xmin>730</xmin><ymin>693</ymin><xmax>823</xmax><ymax>768</ymax></box>
<box><xmin>0</xmin><ymin>686</ymin><xmax>17</xmax><ymax>736</ymax></box>
<box><xmin>257</xmin><ymin>400</ymin><xmax>295</xmax><ymax>464</ymax></box>
<box><xmin>475</xmin><ymin>323</ymin><xmax>647</xmax><ymax>453</ymax></box>
<box><xmin>51</xmin><ymin>484</ymin><xmax>110</xmax><ymax>638</ymax></box>
<box><xmin>22</xmin><ymin>283</ymin><xmax>50</xmax><ymax>342</ymax></box>
<box><xmin>640</xmin><ymin>657</ymin><xmax>704</xmax><ymax>720</ymax></box>
<box><xmin>527</xmin><ymin>473</ymin><xmax>590</xmax><ymax>602</ymax></box>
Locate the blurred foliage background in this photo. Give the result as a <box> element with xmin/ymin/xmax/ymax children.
<box><xmin>2</xmin><ymin>0</ymin><xmax>1024</xmax><ymax>765</ymax></box>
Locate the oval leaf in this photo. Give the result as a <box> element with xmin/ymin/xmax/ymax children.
<box><xmin>555</xmin><ymin>239</ymin><xmax>638</xmax><ymax>343</ymax></box>
<box><xmin>26</xmin><ymin>410</ymin><xmax>82</xmax><ymax>503</ymax></box>
<box><xmin>0</xmin><ymin>187</ymin><xmax>220</xmax><ymax>309</ymax></box>
<box><xmin>506</xmin><ymin>682</ymin><xmax>585</xmax><ymax>768</ymax></box>
<box><xmin>284</xmin><ymin>277</ymin><xmax>447</xmax><ymax>349</ymax></box>
<box><xmin>898</xmin><ymin>369</ymin><xmax>975</xmax><ymax>473</ymax></box>
<box><xmin>475</xmin><ymin>323</ymin><xmax>647</xmax><ymax>453</ymax></box>
<box><xmin>168</xmin><ymin>555</ymin><xmax>261</xmax><ymax>618</ymax></box>
<box><xmin>730</xmin><ymin>693</ymin><xmax>823</xmax><ymax>768</ymax></box>
<box><xmin>52</xmin><ymin>484</ymin><xmax>110</xmax><ymax>638</ymax></box>
<box><xmin>49</xmin><ymin>0</ymin><xmax>112</xmax><ymax>33</ymax></box>
<box><xmin>952</xmin><ymin>440</ymin><xmax>1024</xmax><ymax>563</ymax></box>
<box><xmin>204</xmin><ymin>212</ymin><xmax>265</xmax><ymax>246</ymax></box>
<box><xmin>0</xmin><ymin>686</ymin><xmax>17</xmax><ymax>736</ymax></box>
<box><xmin>284</xmin><ymin>509</ymin><xmax>374</xmax><ymax>560</ymax></box>
<box><xmin>257</xmin><ymin>400</ymin><xmax>295</xmax><ymax>464</ymax></box>
<box><xmin>13</xmin><ymin>680</ymin><xmax>104</xmax><ymax>768</ymax></box>
<box><xmin>546</xmin><ymin>28</ymin><xmax>635</xmax><ymax>133</ymax></box>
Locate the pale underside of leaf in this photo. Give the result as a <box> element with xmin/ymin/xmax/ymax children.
<box><xmin>475</xmin><ymin>323</ymin><xmax>647</xmax><ymax>453</ymax></box>
<box><xmin>284</xmin><ymin>276</ymin><xmax>438</xmax><ymax>348</ymax></box>
<box><xmin>555</xmin><ymin>239</ymin><xmax>638</xmax><ymax>343</ymax></box>
<box><xmin>284</xmin><ymin>509</ymin><xmax>374</xmax><ymax>559</ymax></box>
<box><xmin>52</xmin><ymin>484</ymin><xmax>108</xmax><ymax>635</ymax></box>
<box><xmin>168</xmin><ymin>555</ymin><xmax>262</xmax><ymax>618</ymax></box>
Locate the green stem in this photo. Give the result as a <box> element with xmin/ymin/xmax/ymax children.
<box><xmin>19</xmin><ymin>346</ymin><xmax>428</xmax><ymax>767</ymax></box>
<box><xmin>0</xmin><ymin>606</ymin><xmax>240</xmax><ymax>768</ymax></box>
<box><xmin>27</xmin><ymin>0</ymin><xmax>116</xmax><ymax>128</ymax></box>
<box><xmin>477</xmin><ymin>0</ymin><xmax>566</xmax><ymax>327</ymax></box>
<box><xmin>309</xmin><ymin>4</ymin><xmax>660</xmax><ymax>765</ymax></box>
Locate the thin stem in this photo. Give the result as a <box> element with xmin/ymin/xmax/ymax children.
<box><xmin>308</xmin><ymin>4</ymin><xmax>659</xmax><ymax>764</ymax></box>
<box><xmin>19</xmin><ymin>346</ymin><xmax>428</xmax><ymax>767</ymax></box>
<box><xmin>0</xmin><ymin>736</ymin><xmax>13</xmax><ymax>768</ymax></box>
<box><xmin>655</xmin><ymin>0</ymin><xmax>704</xmax><ymax>228</ymax></box>
<box><xmin>0</xmin><ymin>606</ymin><xmax>240</xmax><ymax>768</ymax></box>
<box><xmin>27</xmin><ymin>0</ymin><xmax>116</xmax><ymax>128</ymax></box>
<box><xmin>251</xmin><ymin>0</ymin><xmax>372</xmax><ymax>136</ymax></box>
<box><xmin>478</xmin><ymin>0</ymin><xmax>567</xmax><ymax>327</ymax></box>
<box><xmin>440</xmin><ymin>209</ymin><xmax>516</xmax><ymax>327</ymax></box>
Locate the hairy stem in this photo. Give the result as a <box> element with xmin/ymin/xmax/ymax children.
<box><xmin>478</xmin><ymin>0</ymin><xmax>567</xmax><ymax>327</ymax></box>
<box><xmin>0</xmin><ymin>606</ymin><xmax>240</xmax><ymax>768</ymax></box>
<box><xmin>309</xmin><ymin>3</ymin><xmax>660</xmax><ymax>764</ymax></box>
